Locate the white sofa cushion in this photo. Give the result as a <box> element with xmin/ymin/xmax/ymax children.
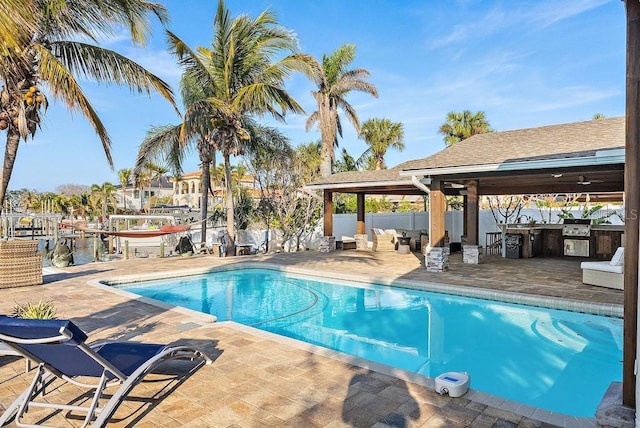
<box><xmin>610</xmin><ymin>247</ymin><xmax>624</xmax><ymax>266</ymax></box>
<box><xmin>581</xmin><ymin>261</ymin><xmax>624</xmax><ymax>274</ymax></box>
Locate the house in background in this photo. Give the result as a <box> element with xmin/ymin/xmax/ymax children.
<box><xmin>172</xmin><ymin>171</ymin><xmax>204</xmax><ymax>209</ymax></box>
<box><xmin>172</xmin><ymin>170</ymin><xmax>261</xmax><ymax>209</ymax></box>
<box><xmin>114</xmin><ymin>178</ymin><xmax>174</xmax><ymax>212</ymax></box>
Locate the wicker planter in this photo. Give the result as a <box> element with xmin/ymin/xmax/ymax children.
<box><xmin>0</xmin><ymin>240</ymin><xmax>43</xmax><ymax>288</ymax></box>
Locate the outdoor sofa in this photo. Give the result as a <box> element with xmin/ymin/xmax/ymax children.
<box><xmin>580</xmin><ymin>247</ymin><xmax>624</xmax><ymax>290</ymax></box>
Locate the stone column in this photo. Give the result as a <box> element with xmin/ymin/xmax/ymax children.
<box><xmin>318</xmin><ymin>236</ymin><xmax>336</xmax><ymax>253</ymax></box>
<box><xmin>462</xmin><ymin>245</ymin><xmax>479</xmax><ymax>264</ymax></box>
<box><xmin>425</xmin><ymin>247</ymin><xmax>449</xmax><ymax>272</ymax></box>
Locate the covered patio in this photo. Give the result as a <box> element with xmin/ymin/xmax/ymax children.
<box><xmin>307</xmin><ymin>116</ymin><xmax>624</xmax><ymax>250</ymax></box>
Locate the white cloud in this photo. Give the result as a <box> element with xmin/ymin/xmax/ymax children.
<box><xmin>429</xmin><ymin>0</ymin><xmax>612</xmax><ymax>49</ymax></box>
<box><xmin>526</xmin><ymin>85</ymin><xmax>620</xmax><ymax>112</ymax></box>
<box><xmin>123</xmin><ymin>47</ymin><xmax>182</xmax><ymax>85</ymax></box>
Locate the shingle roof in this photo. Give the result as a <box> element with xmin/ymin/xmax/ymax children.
<box><xmin>399</xmin><ymin>116</ymin><xmax>624</xmax><ymax>171</ymax></box>
<box><xmin>309</xmin><ymin>165</ymin><xmax>412</xmax><ymax>186</ymax></box>
<box><xmin>307</xmin><ymin>117</ymin><xmax>625</xmax><ymax>189</ymax></box>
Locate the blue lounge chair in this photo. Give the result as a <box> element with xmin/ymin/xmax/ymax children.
<box><xmin>0</xmin><ymin>316</ymin><xmax>212</xmax><ymax>427</ymax></box>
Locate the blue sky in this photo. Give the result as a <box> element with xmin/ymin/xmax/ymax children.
<box><xmin>10</xmin><ymin>0</ymin><xmax>625</xmax><ymax>192</ymax></box>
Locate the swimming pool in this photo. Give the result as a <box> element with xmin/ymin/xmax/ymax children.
<box><xmin>110</xmin><ymin>267</ymin><xmax>622</xmax><ymax>418</ymax></box>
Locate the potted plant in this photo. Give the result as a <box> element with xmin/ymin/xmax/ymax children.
<box><xmin>12</xmin><ymin>298</ymin><xmax>57</xmax><ymax>319</ymax></box>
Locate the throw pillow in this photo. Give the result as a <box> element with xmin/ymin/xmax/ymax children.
<box><xmin>610</xmin><ymin>247</ymin><xmax>624</xmax><ymax>266</ymax></box>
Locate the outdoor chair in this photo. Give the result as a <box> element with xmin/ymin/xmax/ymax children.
<box><xmin>371</xmin><ymin>228</ymin><xmax>397</xmax><ymax>252</ymax></box>
<box><xmin>0</xmin><ymin>316</ymin><xmax>212</xmax><ymax>427</ymax></box>
<box><xmin>580</xmin><ymin>247</ymin><xmax>624</xmax><ymax>290</ymax></box>
<box><xmin>0</xmin><ymin>340</ymin><xmax>30</xmax><ymax>373</ymax></box>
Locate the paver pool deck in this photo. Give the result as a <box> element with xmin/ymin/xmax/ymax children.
<box><xmin>0</xmin><ymin>249</ymin><xmax>620</xmax><ymax>427</ymax></box>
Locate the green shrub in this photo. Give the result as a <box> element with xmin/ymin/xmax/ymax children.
<box><xmin>12</xmin><ymin>298</ymin><xmax>57</xmax><ymax>320</ymax></box>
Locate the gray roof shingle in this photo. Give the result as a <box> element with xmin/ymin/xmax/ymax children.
<box><xmin>399</xmin><ymin>116</ymin><xmax>624</xmax><ymax>171</ymax></box>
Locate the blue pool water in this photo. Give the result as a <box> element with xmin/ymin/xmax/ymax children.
<box><xmin>111</xmin><ymin>268</ymin><xmax>622</xmax><ymax>417</ymax></box>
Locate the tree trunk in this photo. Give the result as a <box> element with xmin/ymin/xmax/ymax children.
<box><xmin>319</xmin><ymin>95</ymin><xmax>334</xmax><ymax>178</ymax></box>
<box><xmin>223</xmin><ymin>152</ymin><xmax>235</xmax><ymax>256</ymax></box>
<box><xmin>320</xmin><ymin>142</ymin><xmax>332</xmax><ymax>178</ymax></box>
<box><xmin>101</xmin><ymin>196</ymin><xmax>107</xmax><ymax>225</ymax></box>
<box><xmin>199</xmin><ymin>160</ymin><xmax>211</xmax><ymax>252</ymax></box>
<box><xmin>0</xmin><ymin>129</ymin><xmax>20</xmax><ymax>210</ymax></box>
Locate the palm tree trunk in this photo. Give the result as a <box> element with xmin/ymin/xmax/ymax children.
<box><xmin>320</xmin><ymin>142</ymin><xmax>332</xmax><ymax>178</ymax></box>
<box><xmin>319</xmin><ymin>95</ymin><xmax>334</xmax><ymax>178</ymax></box>
<box><xmin>102</xmin><ymin>196</ymin><xmax>107</xmax><ymax>224</ymax></box>
<box><xmin>223</xmin><ymin>152</ymin><xmax>235</xmax><ymax>256</ymax></box>
<box><xmin>199</xmin><ymin>160</ymin><xmax>210</xmax><ymax>252</ymax></box>
<box><xmin>0</xmin><ymin>129</ymin><xmax>21</xmax><ymax>211</ymax></box>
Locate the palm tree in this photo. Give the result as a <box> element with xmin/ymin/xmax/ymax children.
<box><xmin>135</xmin><ymin>75</ymin><xmax>216</xmax><ymax>248</ymax></box>
<box><xmin>360</xmin><ymin>155</ymin><xmax>379</xmax><ymax>171</ymax></box>
<box><xmin>356</xmin><ymin>118</ymin><xmax>404</xmax><ymax>170</ymax></box>
<box><xmin>117</xmin><ymin>168</ymin><xmax>132</xmax><ymax>212</ymax></box>
<box><xmin>333</xmin><ymin>147</ymin><xmax>358</xmax><ymax>173</ymax></box>
<box><xmin>135</xmin><ymin>162</ymin><xmax>168</xmax><ymax>212</ymax></box>
<box><xmin>210</xmin><ymin>164</ymin><xmax>226</xmax><ymax>197</ymax></box>
<box><xmin>593</xmin><ymin>113</ymin><xmax>606</xmax><ymax>120</ymax></box>
<box><xmin>438</xmin><ymin>110</ymin><xmax>493</xmax><ymax>147</ymax></box>
<box><xmin>306</xmin><ymin>44</ymin><xmax>378</xmax><ymax>178</ymax></box>
<box><xmin>146</xmin><ymin>163</ymin><xmax>168</xmax><ymax>210</ymax></box>
<box><xmin>90</xmin><ymin>182</ymin><xmax>117</xmax><ymax>225</ymax></box>
<box><xmin>18</xmin><ymin>190</ymin><xmax>39</xmax><ymax>213</ymax></box>
<box><xmin>0</xmin><ymin>0</ymin><xmax>177</xmax><ymax>210</ymax></box>
<box><xmin>166</xmin><ymin>0</ymin><xmax>316</xmax><ymax>254</ymax></box>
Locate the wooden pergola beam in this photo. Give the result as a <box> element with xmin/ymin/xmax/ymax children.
<box><xmin>429</xmin><ymin>179</ymin><xmax>446</xmax><ymax>247</ymax></box>
<box><xmin>323</xmin><ymin>190</ymin><xmax>333</xmax><ymax>237</ymax></box>
<box><xmin>465</xmin><ymin>180</ymin><xmax>479</xmax><ymax>245</ymax></box>
<box><xmin>623</xmin><ymin>0</ymin><xmax>639</xmax><ymax>407</ymax></box>
<box><xmin>356</xmin><ymin>193</ymin><xmax>365</xmax><ymax>234</ymax></box>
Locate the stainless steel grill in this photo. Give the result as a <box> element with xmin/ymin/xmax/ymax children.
<box><xmin>562</xmin><ymin>218</ymin><xmax>591</xmax><ymax>237</ymax></box>
<box><xmin>562</xmin><ymin>219</ymin><xmax>591</xmax><ymax>257</ymax></box>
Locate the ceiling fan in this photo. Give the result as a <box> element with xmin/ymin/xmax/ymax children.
<box><xmin>552</xmin><ymin>174</ymin><xmax>605</xmax><ymax>185</ymax></box>
<box><xmin>444</xmin><ymin>181</ymin><xmax>465</xmax><ymax>189</ymax></box>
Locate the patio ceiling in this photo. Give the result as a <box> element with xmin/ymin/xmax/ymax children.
<box><xmin>415</xmin><ymin>163</ymin><xmax>625</xmax><ymax>196</ymax></box>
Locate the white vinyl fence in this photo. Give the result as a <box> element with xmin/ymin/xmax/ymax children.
<box><xmin>331</xmin><ymin>207</ymin><xmax>624</xmax><ymax>249</ymax></box>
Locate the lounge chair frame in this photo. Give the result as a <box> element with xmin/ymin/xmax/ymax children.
<box><xmin>0</xmin><ymin>319</ymin><xmax>212</xmax><ymax>427</ymax></box>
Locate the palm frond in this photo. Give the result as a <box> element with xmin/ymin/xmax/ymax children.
<box><xmin>167</xmin><ymin>31</ymin><xmax>212</xmax><ymax>89</ymax></box>
<box><xmin>0</xmin><ymin>0</ymin><xmax>36</xmax><ymax>56</ymax></box>
<box><xmin>236</xmin><ymin>83</ymin><xmax>305</xmax><ymax>118</ymax></box>
<box><xmin>335</xmin><ymin>98</ymin><xmax>360</xmax><ymax>134</ymax></box>
<box><xmin>332</xmin><ymin>73</ymin><xmax>378</xmax><ymax>98</ymax></box>
<box><xmin>135</xmin><ymin>124</ymin><xmax>185</xmax><ymax>179</ymax></box>
<box><xmin>305</xmin><ymin>111</ymin><xmax>319</xmax><ymax>132</ymax></box>
<box><xmin>48</xmin><ymin>41</ymin><xmax>178</xmax><ymax>113</ymax></box>
<box><xmin>36</xmin><ymin>45</ymin><xmax>114</xmax><ymax>167</ymax></box>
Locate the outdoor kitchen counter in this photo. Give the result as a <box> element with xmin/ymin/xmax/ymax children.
<box><xmin>590</xmin><ymin>225</ymin><xmax>624</xmax><ymax>231</ymax></box>
<box><xmin>503</xmin><ymin>224</ymin><xmax>624</xmax><ymax>259</ymax></box>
